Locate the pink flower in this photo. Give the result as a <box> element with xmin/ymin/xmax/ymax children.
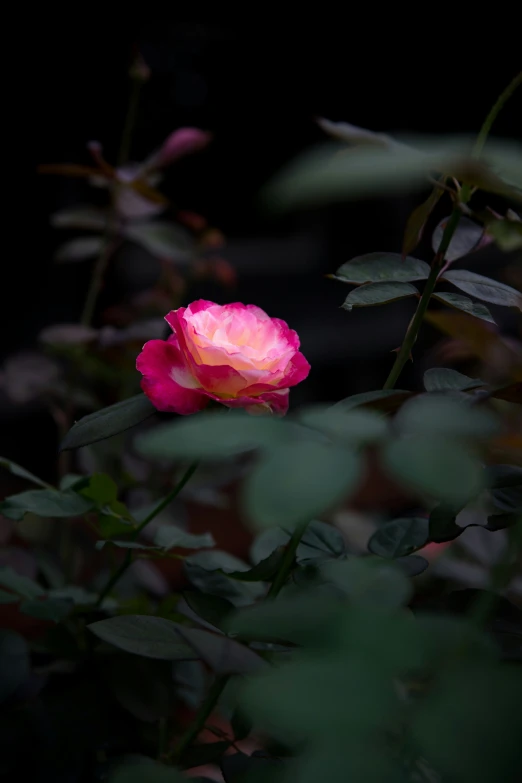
<box><xmin>145</xmin><ymin>128</ymin><xmax>213</xmax><ymax>170</ymax></box>
<box><xmin>136</xmin><ymin>300</ymin><xmax>310</xmax><ymax>416</ymax></box>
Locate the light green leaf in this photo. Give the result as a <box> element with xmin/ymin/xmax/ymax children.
<box><xmin>80</xmin><ymin>473</ymin><xmax>118</xmax><ymax>505</ymax></box>
<box><xmin>333</xmin><ymin>252</ymin><xmax>430</xmax><ymax>284</ymax></box>
<box><xmin>297</xmin><ymin>405</ymin><xmax>388</xmax><ymax>445</ymax></box>
<box><xmin>383</xmin><ymin>436</ymin><xmax>484</xmax><ymax>505</ymax></box>
<box><xmin>432</xmin><ymin>291</ymin><xmax>496</xmax><ymax>323</ymax></box>
<box><xmin>54</xmin><ymin>236</ymin><xmax>104</xmax><ymax>263</ymax></box>
<box><xmin>124</xmin><ymin>221</ymin><xmax>193</xmax><ymax>263</ymax></box>
<box><xmin>394</xmin><ymin>394</ymin><xmax>499</xmax><ymax>439</ymax></box>
<box><xmin>0</xmin><ymin>457</ymin><xmax>51</xmax><ymax>489</ymax></box>
<box><xmin>61</xmin><ymin>394</ymin><xmax>156</xmax><ymax>451</ymax></box>
<box><xmin>88</xmin><ymin>615</ymin><xmax>197</xmax><ymax>660</ymax></box>
<box><xmin>342</xmin><ymin>281</ymin><xmax>418</xmax><ymax>310</ymax></box>
<box><xmin>423</xmin><ymin>367</ymin><xmax>483</xmax><ymax>393</ymax></box>
<box><xmin>367</xmin><ymin>518</ymin><xmax>429</xmax><ymax>558</ymax></box>
<box><xmin>154</xmin><ymin>526</ymin><xmax>215</xmax><ymax>551</ymax></box>
<box><xmin>0</xmin><ymin>567</ymin><xmax>44</xmax><ymax>600</ymax></box>
<box><xmin>136</xmin><ymin>410</ymin><xmax>285</xmax><ymax>460</ymax></box>
<box><xmin>242</xmin><ymin>439</ymin><xmax>361</xmax><ymax>529</ymax></box>
<box><xmin>0</xmin><ymin>489</ymin><xmax>93</xmax><ymax>520</ymax></box>
<box><xmin>442</xmin><ymin>269</ymin><xmax>522</xmax><ymax>310</ymax></box>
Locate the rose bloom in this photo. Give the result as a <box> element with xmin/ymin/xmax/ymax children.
<box><xmin>136</xmin><ymin>300</ymin><xmax>310</xmax><ymax>416</ymax></box>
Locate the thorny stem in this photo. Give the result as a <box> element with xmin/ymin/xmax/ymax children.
<box><xmin>168</xmin><ymin>519</ymin><xmax>311</xmax><ymax>764</ymax></box>
<box><xmin>95</xmin><ymin>460</ymin><xmax>199</xmax><ymax>607</ymax></box>
<box><xmin>383</xmin><ymin>71</ymin><xmax>522</xmax><ymax>390</ymax></box>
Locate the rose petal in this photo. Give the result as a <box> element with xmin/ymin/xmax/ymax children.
<box><xmin>136</xmin><ymin>338</ymin><xmax>208</xmax><ymax>415</ymax></box>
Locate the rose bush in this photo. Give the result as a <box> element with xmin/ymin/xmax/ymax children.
<box><xmin>136</xmin><ymin>300</ymin><xmax>310</xmax><ymax>416</ymax></box>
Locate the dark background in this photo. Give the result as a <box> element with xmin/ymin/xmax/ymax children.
<box><xmin>3</xmin><ymin>19</ymin><xmax>521</xmax><ymax>468</ymax></box>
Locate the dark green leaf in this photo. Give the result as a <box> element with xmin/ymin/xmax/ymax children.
<box><xmin>0</xmin><ymin>488</ymin><xmax>93</xmax><ymax>520</ymax></box>
<box><xmin>442</xmin><ymin>269</ymin><xmax>522</xmax><ymax>310</ymax></box>
<box><xmin>54</xmin><ymin>236</ymin><xmax>104</xmax><ymax>263</ymax></box>
<box><xmin>432</xmin><ymin>291</ymin><xmax>496</xmax><ymax>323</ymax></box>
<box><xmin>250</xmin><ymin>519</ymin><xmax>347</xmax><ymax>566</ymax></box>
<box><xmin>184</xmin><ymin>551</ymin><xmax>265</xmax><ymax>607</ymax></box>
<box><xmin>179</xmin><ymin>741</ymin><xmax>231</xmax><ymax>770</ymax></box>
<box><xmin>61</xmin><ymin>394</ymin><xmax>156</xmax><ymax>451</ymax></box>
<box><xmin>19</xmin><ymin>598</ymin><xmax>72</xmax><ymax>623</ymax></box>
<box><xmin>423</xmin><ymin>367</ymin><xmax>483</xmax><ymax>392</ymax></box>
<box><xmin>0</xmin><ymin>457</ymin><xmax>50</xmax><ymax>488</ymax></box>
<box><xmin>0</xmin><ymin>630</ymin><xmax>30</xmax><ymax>703</ymax></box>
<box><xmin>333</xmin><ymin>252</ymin><xmax>430</xmax><ymax>284</ymax></box>
<box><xmin>429</xmin><ymin>503</ymin><xmax>465</xmax><ymax>543</ymax></box>
<box><xmin>136</xmin><ymin>410</ymin><xmax>284</xmax><ymax>460</ymax></box>
<box><xmin>221</xmin><ymin>751</ymin><xmax>284</xmax><ymax>783</ymax></box>
<box><xmin>88</xmin><ymin>615</ymin><xmax>198</xmax><ymax>660</ymax></box>
<box><xmin>222</xmin><ymin>547</ymin><xmax>286</xmax><ymax>581</ymax></box>
<box><xmin>297</xmin><ymin>405</ymin><xmax>388</xmax><ymax>445</ymax></box>
<box><xmin>242</xmin><ymin>438</ymin><xmax>361</xmax><ymax>529</ymax></box>
<box><xmin>413</xmin><ymin>665</ymin><xmax>522</xmax><ymax>783</ymax></box>
<box><xmin>174</xmin><ymin>625</ymin><xmax>266</xmax><ymax>674</ymax></box>
<box><xmin>432</xmin><ymin>215</ymin><xmax>485</xmax><ymax>261</ymax></box>
<box><xmin>333</xmin><ymin>389</ymin><xmax>413</xmax><ymax>414</ymax></box>
<box><xmin>110</xmin><ymin>762</ymin><xmax>185</xmax><ymax>783</ymax></box>
<box><xmin>154</xmin><ymin>526</ymin><xmax>215</xmax><ymax>550</ymax></box>
<box><xmin>230</xmin><ymin>709</ymin><xmax>253</xmax><ymax>742</ymax></box>
<box><xmin>321</xmin><ymin>557</ymin><xmax>412</xmax><ymax>608</ymax></box>
<box><xmin>95</xmin><ymin>540</ymin><xmax>160</xmax><ymax>552</ymax></box>
<box><xmin>342</xmin><ymin>281</ymin><xmax>418</xmax><ymax>310</ymax></box>
<box><xmin>486</xmin><ymin>464</ymin><xmax>522</xmax><ymax>489</ymax></box>
<box><xmin>124</xmin><ymin>221</ymin><xmax>193</xmax><ymax>263</ymax></box>
<box><xmin>394</xmin><ymin>394</ymin><xmax>499</xmax><ymax>439</ymax></box>
<box><xmin>0</xmin><ymin>567</ymin><xmax>44</xmax><ymax>599</ymax></box>
<box><xmin>402</xmin><ymin>185</ymin><xmax>443</xmax><ymax>256</ymax></box>
<box><xmin>0</xmin><ymin>589</ymin><xmax>19</xmax><ymax>604</ymax></box>
<box><xmin>368</xmin><ymin>517</ymin><xmax>429</xmax><ymax>558</ymax></box>
<box><xmin>396</xmin><ymin>555</ymin><xmax>429</xmax><ymax>576</ymax></box>
<box><xmin>383</xmin><ymin>436</ymin><xmax>484</xmax><ymax>505</ymax></box>
<box><xmin>183</xmin><ymin>591</ymin><xmax>235</xmax><ymax>630</ymax></box>
<box><xmin>105</xmin><ymin>656</ymin><xmax>173</xmax><ymax>722</ymax></box>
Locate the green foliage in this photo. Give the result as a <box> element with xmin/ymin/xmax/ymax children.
<box><xmin>342</xmin><ymin>281</ymin><xmax>418</xmax><ymax>309</ymax></box>
<box><xmin>88</xmin><ymin>615</ymin><xmax>197</xmax><ymax>660</ymax></box>
<box><xmin>423</xmin><ymin>367</ymin><xmax>483</xmax><ymax>392</ymax></box>
<box><xmin>61</xmin><ymin>393</ymin><xmax>156</xmax><ymax>450</ymax></box>
<box><xmin>0</xmin><ymin>488</ymin><xmax>93</xmax><ymax>520</ymax></box>
<box><xmin>432</xmin><ymin>290</ymin><xmax>496</xmax><ymax>322</ymax></box>
<box><xmin>332</xmin><ymin>252</ymin><xmax>430</xmax><ymax>284</ymax></box>
<box><xmin>442</xmin><ymin>268</ymin><xmax>522</xmax><ymax>309</ymax></box>
<box><xmin>367</xmin><ymin>517</ymin><xmax>429</xmax><ymax>558</ymax></box>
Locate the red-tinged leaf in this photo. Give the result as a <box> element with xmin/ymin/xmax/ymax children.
<box><xmin>402</xmin><ymin>186</ymin><xmax>443</xmax><ymax>257</ymax></box>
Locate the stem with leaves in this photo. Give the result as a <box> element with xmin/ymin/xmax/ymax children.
<box><xmin>383</xmin><ymin>70</ymin><xmax>522</xmax><ymax>390</ymax></box>
<box><xmin>168</xmin><ymin>519</ymin><xmax>310</xmax><ymax>764</ymax></box>
<box><xmin>95</xmin><ymin>460</ymin><xmax>199</xmax><ymax>607</ymax></box>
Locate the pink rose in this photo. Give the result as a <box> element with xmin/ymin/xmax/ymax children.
<box><xmin>136</xmin><ymin>300</ymin><xmax>310</xmax><ymax>416</ymax></box>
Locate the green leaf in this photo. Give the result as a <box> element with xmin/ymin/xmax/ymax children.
<box><xmin>433</xmin><ymin>291</ymin><xmax>496</xmax><ymax>323</ymax></box>
<box><xmin>368</xmin><ymin>517</ymin><xmax>429</xmax><ymax>558</ymax></box>
<box><xmin>136</xmin><ymin>410</ymin><xmax>284</xmax><ymax>461</ymax></box>
<box><xmin>0</xmin><ymin>457</ymin><xmax>51</xmax><ymax>488</ymax></box>
<box><xmin>183</xmin><ymin>591</ymin><xmax>235</xmax><ymax>631</ymax></box>
<box><xmin>154</xmin><ymin>526</ymin><xmax>215</xmax><ymax>551</ymax></box>
<box><xmin>0</xmin><ymin>488</ymin><xmax>93</xmax><ymax>520</ymax></box>
<box><xmin>429</xmin><ymin>503</ymin><xmax>465</xmax><ymax>543</ymax></box>
<box><xmin>333</xmin><ymin>388</ymin><xmax>413</xmax><ymax>414</ymax></box>
<box><xmin>342</xmin><ymin>281</ymin><xmax>418</xmax><ymax>310</ymax></box>
<box><xmin>221</xmin><ymin>751</ymin><xmax>284</xmax><ymax>783</ymax></box>
<box><xmin>124</xmin><ymin>221</ymin><xmax>193</xmax><ymax>263</ymax></box>
<box><xmin>413</xmin><ymin>666</ymin><xmax>522</xmax><ymax>783</ymax></box>
<box><xmin>230</xmin><ymin>710</ymin><xmax>253</xmax><ymax>742</ymax></box>
<box><xmin>0</xmin><ymin>589</ymin><xmax>19</xmax><ymax>604</ymax></box>
<box><xmin>54</xmin><ymin>236</ymin><xmax>104</xmax><ymax>263</ymax></box>
<box><xmin>88</xmin><ymin>615</ymin><xmax>198</xmax><ymax>660</ymax></box>
<box><xmin>95</xmin><ymin>540</ymin><xmax>161</xmax><ymax>552</ymax></box>
<box><xmin>221</xmin><ymin>547</ymin><xmax>286</xmax><ymax>582</ymax></box>
<box><xmin>394</xmin><ymin>394</ymin><xmax>499</xmax><ymax>439</ymax></box>
<box><xmin>0</xmin><ymin>630</ymin><xmax>30</xmax><ymax>703</ymax></box>
<box><xmin>174</xmin><ymin>625</ymin><xmax>265</xmax><ymax>674</ymax></box>
<box><xmin>487</xmin><ymin>217</ymin><xmax>522</xmax><ymax>251</ymax></box>
<box><xmin>51</xmin><ymin>204</ymin><xmax>107</xmax><ymax>231</ymax></box>
<box><xmin>19</xmin><ymin>597</ymin><xmax>72</xmax><ymax>623</ymax></box>
<box><xmin>105</xmin><ymin>656</ymin><xmax>173</xmax><ymax>722</ymax></box>
<box><xmin>180</xmin><ymin>741</ymin><xmax>231</xmax><ymax>771</ymax></box>
<box><xmin>0</xmin><ymin>567</ymin><xmax>44</xmax><ymax>599</ymax></box>
<box><xmin>432</xmin><ymin>215</ymin><xmax>485</xmax><ymax>261</ymax></box>
<box><xmin>402</xmin><ymin>185</ymin><xmax>443</xmax><ymax>256</ymax></box>
<box><xmin>184</xmin><ymin>551</ymin><xmax>265</xmax><ymax>607</ymax></box>
<box><xmin>61</xmin><ymin>394</ymin><xmax>156</xmax><ymax>451</ymax></box>
<box><xmin>442</xmin><ymin>269</ymin><xmax>522</xmax><ymax>310</ymax></box>
<box><xmin>423</xmin><ymin>367</ymin><xmax>483</xmax><ymax>392</ymax></box>
<box><xmin>250</xmin><ymin>519</ymin><xmax>347</xmax><ymax>565</ymax></box>
<box><xmin>59</xmin><ymin>473</ymin><xmax>86</xmax><ymax>491</ymax></box>
<box><xmin>321</xmin><ymin>557</ymin><xmax>412</xmax><ymax>608</ymax></box>
<box><xmin>242</xmin><ymin>438</ymin><xmax>361</xmax><ymax>529</ymax></box>
<box><xmin>80</xmin><ymin>473</ymin><xmax>118</xmax><ymax>505</ymax></box>
<box><xmin>296</xmin><ymin>405</ymin><xmax>388</xmax><ymax>445</ymax></box>
<box><xmin>396</xmin><ymin>555</ymin><xmax>429</xmax><ymax>576</ymax></box>
<box><xmin>383</xmin><ymin>436</ymin><xmax>484</xmax><ymax>505</ymax></box>
<box><xmin>332</xmin><ymin>252</ymin><xmax>430</xmax><ymax>284</ymax></box>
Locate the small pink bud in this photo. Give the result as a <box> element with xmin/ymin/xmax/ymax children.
<box><xmin>147</xmin><ymin>128</ymin><xmax>212</xmax><ymax>169</ymax></box>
